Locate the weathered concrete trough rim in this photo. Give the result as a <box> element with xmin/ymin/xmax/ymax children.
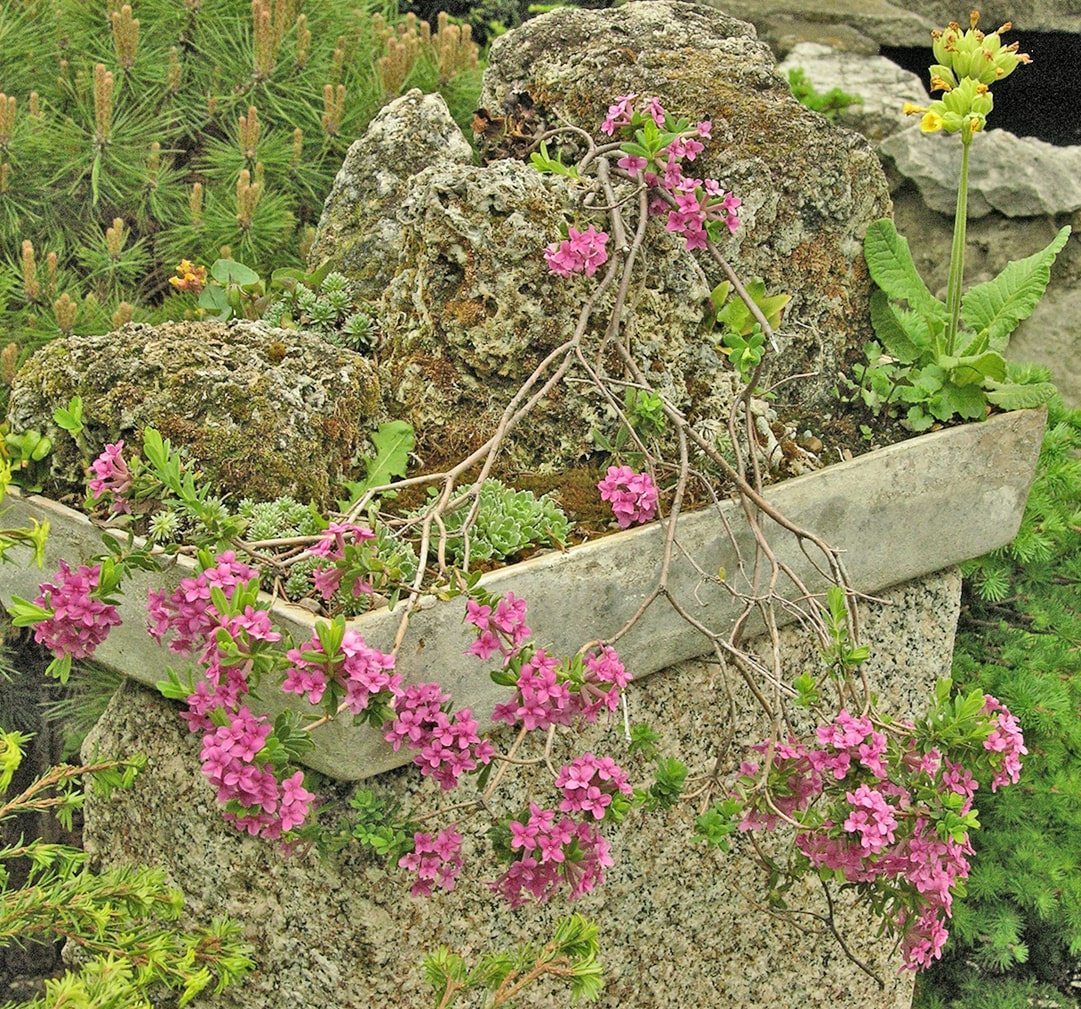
<box><xmin>0</xmin><ymin>408</ymin><xmax>1046</xmax><ymax>780</ymax></box>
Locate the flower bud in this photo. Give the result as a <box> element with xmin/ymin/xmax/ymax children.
<box><xmin>53</xmin><ymin>293</ymin><xmax>79</xmax><ymax>334</ymax></box>
<box><xmin>929</xmin><ymin>64</ymin><xmax>957</xmax><ymax>91</ymax></box>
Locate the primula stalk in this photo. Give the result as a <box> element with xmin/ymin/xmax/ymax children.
<box><xmin>944</xmin><ymin>132</ymin><xmax>972</xmax><ymax>355</ymax></box>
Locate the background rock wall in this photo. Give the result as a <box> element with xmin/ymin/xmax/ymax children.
<box><xmin>82</xmin><ymin>569</ymin><xmax>961</xmax><ymax>1009</ymax></box>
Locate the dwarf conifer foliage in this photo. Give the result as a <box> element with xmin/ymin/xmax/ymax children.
<box><xmin>0</xmin><ymin>0</ymin><xmax>481</xmax><ymax>353</ymax></box>
<box><xmin>918</xmin><ymin>394</ymin><xmax>1081</xmax><ymax>1009</ymax></box>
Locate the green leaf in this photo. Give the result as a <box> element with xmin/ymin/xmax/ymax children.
<box><xmin>944</xmin><ymin>350</ymin><xmax>1007</xmax><ymax>386</ymax></box>
<box><xmin>929</xmin><ymin>382</ymin><xmax>987</xmax><ymax>421</ymax></box>
<box><xmin>961</xmin><ymin>226</ymin><xmax>1071</xmax><ymax>352</ymax></box>
<box><xmin>7</xmin><ymin>594</ymin><xmax>53</xmax><ymax>625</ymax></box>
<box><xmin>983</xmin><ymin>379</ymin><xmax>1058</xmax><ymax>411</ymax></box>
<box><xmin>863</xmin><ymin>219</ymin><xmax>945</xmax><ymax>320</ymax></box>
<box><xmin>340</xmin><ymin>420</ymin><xmax>415</xmax><ymax>506</ymax></box>
<box><xmin>198</xmin><ymin>284</ymin><xmax>231</xmax><ymax>321</ymax></box>
<box><xmin>868</xmin><ymin>290</ymin><xmax>924</xmax><ymax>363</ymax></box>
<box><xmin>906</xmin><ymin>405</ymin><xmax>935</xmax><ymax>431</ymax></box>
<box><xmin>210</xmin><ymin>258</ymin><xmax>260</xmax><ymax>287</ymax></box>
<box><xmin>52</xmin><ymin>396</ymin><xmax>84</xmax><ymax>435</ymax></box>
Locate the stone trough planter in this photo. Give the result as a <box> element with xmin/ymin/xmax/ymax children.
<box><xmin>0</xmin><ymin>408</ymin><xmax>1045</xmax><ymax>780</ymax></box>
<box><xmin>0</xmin><ymin>407</ymin><xmax>1045</xmax><ymax>1009</ymax></box>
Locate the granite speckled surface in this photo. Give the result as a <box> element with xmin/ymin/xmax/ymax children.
<box><xmin>82</xmin><ymin>569</ymin><xmax>960</xmax><ymax>1009</ymax></box>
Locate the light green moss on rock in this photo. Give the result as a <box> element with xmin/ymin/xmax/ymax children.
<box><xmin>7</xmin><ymin>320</ymin><xmax>379</xmax><ymax>508</ymax></box>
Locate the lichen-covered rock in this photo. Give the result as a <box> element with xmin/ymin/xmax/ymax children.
<box><xmin>7</xmin><ymin>321</ymin><xmax>379</xmax><ymax>508</ymax></box>
<box><xmin>307</xmin><ymin>89</ymin><xmax>474</xmax><ymax>300</ymax></box>
<box><xmin>377</xmin><ymin>157</ymin><xmax>731</xmax><ymax>470</ymax></box>
<box><xmin>479</xmin><ymin>1</ymin><xmax>892</xmax><ymax>421</ymax></box>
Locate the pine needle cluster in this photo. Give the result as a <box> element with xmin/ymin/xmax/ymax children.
<box><xmin>918</xmin><ymin>393</ymin><xmax>1081</xmax><ymax>1009</ymax></box>
<box><xmin>0</xmin><ymin>730</ymin><xmax>253</xmax><ymax>1009</ymax></box>
<box><xmin>0</xmin><ymin>0</ymin><xmax>482</xmax><ymax>371</ymax></box>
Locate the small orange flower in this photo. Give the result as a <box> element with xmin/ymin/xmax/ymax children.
<box><xmin>169</xmin><ymin>259</ymin><xmax>207</xmax><ymax>294</ymax></box>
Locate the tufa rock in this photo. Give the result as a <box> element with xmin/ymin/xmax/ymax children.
<box><xmin>478</xmin><ymin>1</ymin><xmax>892</xmax><ymax>425</ymax></box>
<box><xmin>7</xmin><ymin>321</ymin><xmax>379</xmax><ymax>508</ymax></box>
<box><xmin>375</xmin><ymin>156</ymin><xmax>728</xmax><ymax>471</ymax></box>
<box><xmin>307</xmin><ymin>89</ymin><xmax>474</xmax><ymax>301</ymax></box>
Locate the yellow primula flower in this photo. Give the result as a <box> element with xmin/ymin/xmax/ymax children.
<box><xmin>920</xmin><ymin>111</ymin><xmax>945</xmax><ymax>133</ymax></box>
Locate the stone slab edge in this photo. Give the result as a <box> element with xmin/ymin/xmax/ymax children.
<box><xmin>0</xmin><ymin>409</ymin><xmax>1045</xmax><ymax>780</ymax></box>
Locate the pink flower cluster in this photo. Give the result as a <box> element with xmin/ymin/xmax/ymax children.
<box><xmin>282</xmin><ymin>628</ymin><xmax>399</xmax><ymax>715</ymax></box>
<box><xmin>811</xmin><ymin>709</ymin><xmax>888</xmax><ymax>779</ymax></box>
<box><xmin>842</xmin><ymin>783</ymin><xmax>898</xmax><ymax>855</ymax></box>
<box><xmin>305</xmin><ymin>522</ymin><xmax>376</xmax><ymax>602</ymax></box>
<box><xmin>738</xmin><ymin>699</ymin><xmax>1023</xmax><ymax>969</ymax></box>
<box><xmin>87</xmin><ymin>441</ymin><xmax>133</xmax><ymax>514</ymax></box>
<box><xmin>544</xmin><ymin>226</ymin><xmax>609</xmax><ymax>278</ymax></box>
<box><xmin>597</xmin><ymin>465</ymin><xmax>658</xmax><ymax>528</ymax></box>
<box><xmin>199</xmin><ymin>706</ymin><xmax>315</xmax><ymax>839</ymax></box>
<box><xmin>663</xmin><ymin>182</ymin><xmax>742</xmax><ymax>251</ymax></box>
<box><xmin>465</xmin><ymin>593</ymin><xmax>531</xmax><ymax>664</ymax></box>
<box><xmin>147</xmin><ymin>551</ymin><xmax>259</xmax><ymax>655</ymax></box>
<box><xmin>601</xmin><ymin>92</ymin><xmax>649</xmax><ymax>135</ymax></box>
<box><xmin>982</xmin><ymin>694</ymin><xmax>1027</xmax><ymax>791</ymax></box>
<box><xmin>491</xmin><ymin>644</ymin><xmax>630</xmax><ymax>732</ymax></box>
<box><xmin>399</xmin><ymin>826</ymin><xmax>464</xmax><ymax>897</ymax></box>
<box><xmin>32</xmin><ymin>561</ymin><xmax>121</xmax><ymax>660</ymax></box>
<box><xmin>147</xmin><ymin>552</ymin><xmax>318</xmax><ymax>839</ymax></box>
<box><xmin>384</xmin><ymin>682</ymin><xmax>495</xmax><ymax>790</ymax></box>
<box><xmin>555</xmin><ymin>753</ymin><xmax>632</xmax><ymax>820</ymax></box>
<box><xmin>490</xmin><ymin>804</ymin><xmax>614</xmax><ymax>908</ymax></box>
<box><xmin>600</xmin><ymin>95</ymin><xmax>741</xmax><ymax>252</ymax></box>
<box><xmin>181</xmin><ymin>604</ymin><xmax>281</xmax><ymax>732</ymax></box>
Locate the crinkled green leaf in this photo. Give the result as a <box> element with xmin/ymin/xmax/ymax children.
<box><xmin>983</xmin><ymin>379</ymin><xmax>1058</xmax><ymax>411</ymax></box>
<box><xmin>868</xmin><ymin>290</ymin><xmax>925</xmax><ymax>363</ymax></box>
<box><xmin>961</xmin><ymin>226</ymin><xmax>1071</xmax><ymax>351</ymax></box>
<box><xmin>340</xmin><ymin>420</ymin><xmax>414</xmax><ymax>506</ymax></box>
<box><xmin>863</xmin><ymin>218</ymin><xmax>946</xmax><ymax>320</ymax></box>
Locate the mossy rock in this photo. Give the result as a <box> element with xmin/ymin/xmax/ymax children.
<box><xmin>480</xmin><ymin>0</ymin><xmax>893</xmax><ymax>418</ymax></box>
<box><xmin>7</xmin><ymin>321</ymin><xmax>379</xmax><ymax>508</ymax></box>
<box><xmin>307</xmin><ymin>89</ymin><xmax>474</xmax><ymax>301</ymax></box>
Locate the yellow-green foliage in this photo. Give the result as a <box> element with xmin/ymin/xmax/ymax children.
<box><xmin>0</xmin><ymin>730</ymin><xmax>253</xmax><ymax>1008</ymax></box>
<box><xmin>0</xmin><ymin>0</ymin><xmax>482</xmax><ymax>357</ymax></box>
